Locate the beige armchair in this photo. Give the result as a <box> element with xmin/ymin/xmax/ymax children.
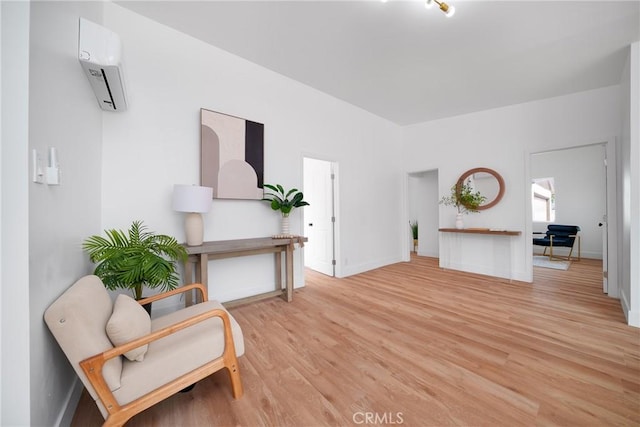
<box><xmin>44</xmin><ymin>275</ymin><xmax>244</xmax><ymax>426</ymax></box>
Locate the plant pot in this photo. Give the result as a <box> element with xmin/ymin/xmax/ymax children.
<box><xmin>140</xmin><ymin>301</ymin><xmax>152</xmax><ymax>316</ymax></box>
<box><xmin>281</xmin><ymin>215</ymin><xmax>290</xmax><ymax>236</ymax></box>
<box><xmin>455</xmin><ymin>213</ymin><xmax>464</xmax><ymax>229</ymax></box>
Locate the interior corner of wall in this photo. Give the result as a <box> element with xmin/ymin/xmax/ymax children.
<box><xmin>56</xmin><ymin>377</ymin><xmax>83</xmax><ymax>427</ymax></box>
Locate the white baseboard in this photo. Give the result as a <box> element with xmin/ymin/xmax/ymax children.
<box><xmin>338</xmin><ymin>256</ymin><xmax>403</xmax><ymax>278</ymax></box>
<box><xmin>417</xmin><ymin>250</ymin><xmax>438</xmax><ymax>258</ymax></box>
<box><xmin>55</xmin><ymin>378</ymin><xmax>83</xmax><ymax>427</ymax></box>
<box><xmin>619</xmin><ymin>292</ymin><xmax>640</xmax><ymax>327</ymax></box>
<box><xmin>580</xmin><ymin>250</ymin><xmax>603</xmax><ymax>259</ymax></box>
<box><xmin>628</xmin><ymin>310</ymin><xmax>640</xmax><ymax>328</ymax></box>
<box><xmin>620</xmin><ymin>291</ymin><xmax>630</xmax><ymax>322</ymax></box>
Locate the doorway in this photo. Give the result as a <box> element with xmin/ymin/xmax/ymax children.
<box><xmin>529</xmin><ymin>142</ymin><xmax>617</xmax><ymax>296</ymax></box>
<box><xmin>303</xmin><ymin>157</ymin><xmax>337</xmax><ymax>277</ymax></box>
<box><xmin>407</xmin><ymin>170</ymin><xmax>439</xmax><ymax>259</ymax></box>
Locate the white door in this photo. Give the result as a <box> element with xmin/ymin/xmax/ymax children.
<box><xmin>601</xmin><ymin>145</ymin><xmax>609</xmax><ymax>294</ymax></box>
<box><xmin>303</xmin><ymin>158</ymin><xmax>335</xmax><ymax>276</ymax></box>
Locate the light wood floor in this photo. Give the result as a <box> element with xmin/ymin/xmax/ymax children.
<box><xmin>72</xmin><ymin>256</ymin><xmax>640</xmax><ymax>426</ymax></box>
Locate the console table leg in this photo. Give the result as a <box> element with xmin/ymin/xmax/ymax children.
<box><xmin>195</xmin><ymin>253</ymin><xmax>208</xmax><ymax>304</ymax></box>
<box><xmin>184</xmin><ymin>257</ymin><xmax>195</xmax><ymax>307</ymax></box>
<box><xmin>285</xmin><ymin>245</ymin><xmax>294</xmax><ymax>302</ymax></box>
<box><xmin>275</xmin><ymin>251</ymin><xmax>283</xmax><ymax>297</ymax></box>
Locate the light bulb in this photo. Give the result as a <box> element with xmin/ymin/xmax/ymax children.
<box><xmin>424</xmin><ymin>0</ymin><xmax>434</xmax><ymax>9</ymax></box>
<box><xmin>444</xmin><ymin>4</ymin><xmax>455</xmax><ymax>17</ymax></box>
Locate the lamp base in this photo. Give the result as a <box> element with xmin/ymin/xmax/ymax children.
<box><xmin>185</xmin><ymin>212</ymin><xmax>204</xmax><ymax>246</ymax></box>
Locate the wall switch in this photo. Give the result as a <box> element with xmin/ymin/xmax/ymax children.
<box><xmin>32</xmin><ymin>149</ymin><xmax>44</xmax><ymax>184</ymax></box>
<box><xmin>45</xmin><ymin>147</ymin><xmax>60</xmax><ymax>185</ymax></box>
<box><xmin>46</xmin><ymin>167</ymin><xmax>60</xmax><ymax>185</ymax></box>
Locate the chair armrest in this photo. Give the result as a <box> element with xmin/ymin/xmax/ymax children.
<box><xmin>137</xmin><ymin>283</ymin><xmax>208</xmax><ymax>306</ymax></box>
<box><xmin>79</xmin><ymin>306</ymin><xmax>235</xmax><ymax>415</ymax></box>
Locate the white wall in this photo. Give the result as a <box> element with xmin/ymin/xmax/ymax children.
<box><xmin>402</xmin><ymin>86</ymin><xmax>622</xmax><ymax>282</ymax></box>
<box><xmin>1</xmin><ymin>2</ymin><xmax>31</xmax><ymax>425</ymax></box>
<box><xmin>101</xmin><ymin>3</ymin><xmax>403</xmax><ymax>302</ymax></box>
<box><xmin>619</xmin><ymin>42</ymin><xmax>640</xmax><ymax>327</ymax></box>
<box><xmin>631</xmin><ymin>42</ymin><xmax>640</xmax><ymax>327</ymax></box>
<box><xmin>531</xmin><ymin>144</ymin><xmax>606</xmax><ymax>259</ymax></box>
<box><xmin>28</xmin><ymin>2</ymin><xmax>104</xmax><ymax>425</ymax></box>
<box><xmin>7</xmin><ymin>5</ymin><xmax>638</xmax><ymax>426</ymax></box>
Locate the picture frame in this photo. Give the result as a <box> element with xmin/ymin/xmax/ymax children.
<box><xmin>200</xmin><ymin>108</ymin><xmax>264</xmax><ymax>200</ymax></box>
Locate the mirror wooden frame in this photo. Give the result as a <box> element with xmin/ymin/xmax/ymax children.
<box><xmin>456</xmin><ymin>167</ymin><xmax>505</xmax><ymax>211</ymax></box>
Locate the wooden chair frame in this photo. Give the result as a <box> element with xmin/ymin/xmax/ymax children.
<box><xmin>78</xmin><ymin>283</ymin><xmax>243</xmax><ymax>427</ymax></box>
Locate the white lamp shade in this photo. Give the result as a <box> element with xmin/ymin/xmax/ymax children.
<box><xmin>172</xmin><ymin>185</ymin><xmax>213</xmax><ymax>213</ymax></box>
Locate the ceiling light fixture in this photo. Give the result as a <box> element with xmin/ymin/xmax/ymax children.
<box><xmin>425</xmin><ymin>0</ymin><xmax>456</xmax><ymax>17</ymax></box>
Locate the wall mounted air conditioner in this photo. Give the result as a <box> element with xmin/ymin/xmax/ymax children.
<box><xmin>78</xmin><ymin>18</ymin><xmax>128</xmax><ymax>112</ymax></box>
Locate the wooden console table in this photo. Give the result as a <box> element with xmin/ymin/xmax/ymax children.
<box><xmin>182</xmin><ymin>236</ymin><xmax>307</xmax><ymax>307</ymax></box>
<box><xmin>439</xmin><ymin>228</ymin><xmax>521</xmax><ymax>236</ymax></box>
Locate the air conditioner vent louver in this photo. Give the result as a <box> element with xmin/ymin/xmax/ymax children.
<box><xmin>78</xmin><ymin>18</ymin><xmax>128</xmax><ymax>112</ymax></box>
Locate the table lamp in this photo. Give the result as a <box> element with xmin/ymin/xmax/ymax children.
<box><xmin>172</xmin><ymin>184</ymin><xmax>213</xmax><ymax>246</ymax></box>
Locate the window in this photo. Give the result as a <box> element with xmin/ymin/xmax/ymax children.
<box><xmin>532</xmin><ymin>178</ymin><xmax>555</xmax><ymax>222</ymax></box>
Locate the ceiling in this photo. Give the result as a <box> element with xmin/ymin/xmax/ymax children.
<box><xmin>116</xmin><ymin>1</ymin><xmax>640</xmax><ymax>125</ymax></box>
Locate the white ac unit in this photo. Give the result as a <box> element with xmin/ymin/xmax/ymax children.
<box><xmin>78</xmin><ymin>18</ymin><xmax>128</xmax><ymax>112</ymax></box>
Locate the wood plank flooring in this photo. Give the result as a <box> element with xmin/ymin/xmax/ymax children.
<box><xmin>71</xmin><ymin>256</ymin><xmax>640</xmax><ymax>426</ymax></box>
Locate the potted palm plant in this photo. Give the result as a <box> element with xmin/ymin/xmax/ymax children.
<box><xmin>410</xmin><ymin>221</ymin><xmax>418</xmax><ymax>252</ymax></box>
<box><xmin>262</xmin><ymin>184</ymin><xmax>309</xmax><ymax>236</ymax></box>
<box><xmin>82</xmin><ymin>220</ymin><xmax>188</xmax><ymax>303</ymax></box>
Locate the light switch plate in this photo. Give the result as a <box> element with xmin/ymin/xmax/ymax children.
<box><xmin>46</xmin><ymin>167</ymin><xmax>60</xmax><ymax>185</ymax></box>
<box><xmin>32</xmin><ymin>149</ymin><xmax>44</xmax><ymax>184</ymax></box>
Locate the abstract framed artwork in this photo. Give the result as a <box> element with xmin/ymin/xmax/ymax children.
<box><xmin>200</xmin><ymin>108</ymin><xmax>264</xmax><ymax>200</ymax></box>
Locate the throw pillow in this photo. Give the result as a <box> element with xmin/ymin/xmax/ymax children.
<box><xmin>106</xmin><ymin>294</ymin><xmax>151</xmax><ymax>361</ymax></box>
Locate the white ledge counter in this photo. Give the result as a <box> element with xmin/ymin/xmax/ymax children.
<box><xmin>439</xmin><ymin>228</ymin><xmax>522</xmax><ymax>281</ymax></box>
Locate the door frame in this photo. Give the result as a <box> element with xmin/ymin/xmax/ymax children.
<box><xmin>525</xmin><ymin>138</ymin><xmax>618</xmax><ymax>297</ymax></box>
<box><xmin>302</xmin><ymin>155</ymin><xmax>339</xmax><ymax>277</ymax></box>
<box><xmin>403</xmin><ymin>168</ymin><xmax>440</xmax><ymax>262</ymax></box>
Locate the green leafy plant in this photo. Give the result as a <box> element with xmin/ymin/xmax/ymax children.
<box><xmin>82</xmin><ymin>220</ymin><xmax>188</xmax><ymax>300</ymax></box>
<box><xmin>439</xmin><ymin>181</ymin><xmax>487</xmax><ymax>214</ymax></box>
<box><xmin>262</xmin><ymin>184</ymin><xmax>310</xmax><ymax>217</ymax></box>
<box><xmin>410</xmin><ymin>221</ymin><xmax>418</xmax><ymax>239</ymax></box>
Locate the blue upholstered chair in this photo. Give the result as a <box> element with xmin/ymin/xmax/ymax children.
<box><xmin>533</xmin><ymin>224</ymin><xmax>581</xmax><ymax>261</ymax></box>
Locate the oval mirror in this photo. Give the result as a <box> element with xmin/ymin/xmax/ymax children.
<box><xmin>456</xmin><ymin>168</ymin><xmax>505</xmax><ymax>210</ymax></box>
